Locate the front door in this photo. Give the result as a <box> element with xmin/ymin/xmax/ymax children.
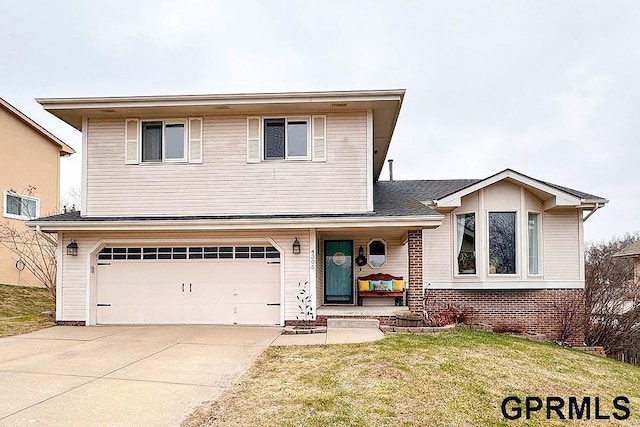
<box><xmin>324</xmin><ymin>240</ymin><xmax>353</xmax><ymax>304</ymax></box>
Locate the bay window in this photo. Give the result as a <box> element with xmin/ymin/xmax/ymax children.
<box><xmin>528</xmin><ymin>212</ymin><xmax>541</xmax><ymax>275</ymax></box>
<box><xmin>488</xmin><ymin>212</ymin><xmax>516</xmax><ymax>274</ymax></box>
<box><xmin>455</xmin><ymin>213</ymin><xmax>476</xmax><ymax>274</ymax></box>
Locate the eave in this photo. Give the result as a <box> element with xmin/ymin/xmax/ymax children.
<box><xmin>28</xmin><ymin>214</ymin><xmax>443</xmax><ymax>233</ymax></box>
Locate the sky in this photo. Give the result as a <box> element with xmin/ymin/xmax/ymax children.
<box><xmin>1</xmin><ymin>0</ymin><xmax>638</xmax><ymax>244</ymax></box>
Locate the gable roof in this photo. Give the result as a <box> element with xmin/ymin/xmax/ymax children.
<box><xmin>614</xmin><ymin>241</ymin><xmax>640</xmax><ymax>258</ymax></box>
<box><xmin>431</xmin><ymin>169</ymin><xmax>607</xmax><ymax>210</ymax></box>
<box><xmin>0</xmin><ymin>97</ymin><xmax>75</xmax><ymax>156</ymax></box>
<box><xmin>36</xmin><ymin>89</ymin><xmax>403</xmax><ymax>179</ymax></box>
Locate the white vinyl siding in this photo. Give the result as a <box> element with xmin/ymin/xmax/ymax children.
<box><xmin>58</xmin><ymin>230</ymin><xmax>310</xmax><ymax>324</ymax></box>
<box><xmin>543</xmin><ymin>211</ymin><xmax>581</xmax><ymax>281</ymax></box>
<box><xmin>86</xmin><ymin>113</ymin><xmax>367</xmax><ymax>216</ymax></box>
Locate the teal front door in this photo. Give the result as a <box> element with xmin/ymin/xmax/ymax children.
<box><xmin>324</xmin><ymin>240</ymin><xmax>353</xmax><ymax>304</ymax></box>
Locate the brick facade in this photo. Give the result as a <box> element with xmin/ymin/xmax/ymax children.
<box><xmin>424</xmin><ymin>288</ymin><xmax>585</xmax><ymax>345</ymax></box>
<box><xmin>407</xmin><ymin>229</ymin><xmax>423</xmax><ymax>313</ymax></box>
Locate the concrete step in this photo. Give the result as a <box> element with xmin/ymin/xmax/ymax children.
<box><xmin>327</xmin><ymin>318</ymin><xmax>380</xmax><ymax>329</ymax></box>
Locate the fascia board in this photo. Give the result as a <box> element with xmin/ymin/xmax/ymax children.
<box><xmin>28</xmin><ymin>214</ymin><xmax>443</xmax><ymax>232</ymax></box>
<box><xmin>435</xmin><ymin>170</ymin><xmax>581</xmax><ymax>208</ymax></box>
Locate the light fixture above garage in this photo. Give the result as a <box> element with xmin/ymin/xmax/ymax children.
<box><xmin>292</xmin><ymin>237</ymin><xmax>301</xmax><ymax>254</ymax></box>
<box><xmin>66</xmin><ymin>239</ymin><xmax>78</xmax><ymax>256</ymax></box>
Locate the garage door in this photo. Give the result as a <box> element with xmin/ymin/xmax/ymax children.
<box><xmin>95</xmin><ymin>245</ymin><xmax>281</xmax><ymax>325</ymax></box>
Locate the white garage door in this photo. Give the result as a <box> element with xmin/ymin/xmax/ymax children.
<box><xmin>95</xmin><ymin>245</ymin><xmax>281</xmax><ymax>325</ymax></box>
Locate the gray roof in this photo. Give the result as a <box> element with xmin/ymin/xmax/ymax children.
<box><xmin>373</xmin><ymin>179</ymin><xmax>478</xmax><ymax>216</ymax></box>
<box><xmin>614</xmin><ymin>241</ymin><xmax>640</xmax><ymax>258</ymax></box>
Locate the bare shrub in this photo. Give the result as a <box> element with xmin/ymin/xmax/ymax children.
<box><xmin>552</xmin><ymin>293</ymin><xmax>585</xmax><ymax>345</ymax></box>
<box><xmin>492</xmin><ymin>321</ymin><xmax>527</xmax><ymax>334</ymax></box>
<box><xmin>0</xmin><ymin>224</ymin><xmax>57</xmax><ymax>298</ymax></box>
<box><xmin>424</xmin><ymin>303</ymin><xmax>474</xmax><ymax>327</ymax></box>
<box><xmin>585</xmin><ymin>233</ymin><xmax>640</xmax><ymax>355</ymax></box>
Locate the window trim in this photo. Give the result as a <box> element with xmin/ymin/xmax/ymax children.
<box><xmin>140</xmin><ymin>119</ymin><xmax>188</xmax><ymax>163</ymax></box>
<box><xmin>3</xmin><ymin>191</ymin><xmax>40</xmax><ymax>220</ymax></box>
<box><xmin>527</xmin><ymin>211</ymin><xmax>543</xmax><ymax>276</ymax></box>
<box><xmin>453</xmin><ymin>211</ymin><xmax>478</xmax><ymax>277</ymax></box>
<box><xmin>367</xmin><ymin>238</ymin><xmax>387</xmax><ymax>269</ymax></box>
<box><xmin>487</xmin><ymin>210</ymin><xmax>519</xmax><ymax>277</ymax></box>
<box><xmin>262</xmin><ymin>116</ymin><xmax>311</xmax><ymax>161</ymax></box>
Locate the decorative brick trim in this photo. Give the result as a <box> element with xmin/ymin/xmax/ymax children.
<box><xmin>424</xmin><ymin>288</ymin><xmax>585</xmax><ymax>346</ymax></box>
<box><xmin>56</xmin><ymin>320</ymin><xmax>86</xmax><ymax>326</ymax></box>
<box><xmin>407</xmin><ymin>229</ymin><xmax>423</xmax><ymax>313</ymax></box>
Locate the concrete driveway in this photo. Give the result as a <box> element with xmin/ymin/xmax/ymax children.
<box><xmin>0</xmin><ymin>325</ymin><xmax>282</xmax><ymax>426</ymax></box>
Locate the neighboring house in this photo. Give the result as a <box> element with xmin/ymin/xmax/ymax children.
<box><xmin>614</xmin><ymin>241</ymin><xmax>640</xmax><ymax>285</ymax></box>
<box><xmin>0</xmin><ymin>98</ymin><xmax>74</xmax><ymax>286</ymax></box>
<box><xmin>29</xmin><ymin>90</ymin><xmax>606</xmax><ymax>341</ymax></box>
<box><xmin>613</xmin><ymin>241</ymin><xmax>640</xmax><ymax>312</ymax></box>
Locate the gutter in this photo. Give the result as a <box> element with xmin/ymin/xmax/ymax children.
<box><xmin>27</xmin><ymin>214</ymin><xmax>445</xmax><ymax>233</ymax></box>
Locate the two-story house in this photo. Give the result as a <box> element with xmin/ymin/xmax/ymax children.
<box><xmin>30</xmin><ymin>90</ymin><xmax>606</xmax><ymax>342</ymax></box>
<box><xmin>1</xmin><ymin>97</ymin><xmax>74</xmax><ymax>286</ymax></box>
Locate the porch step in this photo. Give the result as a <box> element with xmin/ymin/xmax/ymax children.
<box><xmin>327</xmin><ymin>318</ymin><xmax>380</xmax><ymax>329</ymax></box>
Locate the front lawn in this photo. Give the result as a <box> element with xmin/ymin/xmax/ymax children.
<box><xmin>184</xmin><ymin>329</ymin><xmax>640</xmax><ymax>426</ymax></box>
<box><xmin>0</xmin><ymin>284</ymin><xmax>55</xmax><ymax>337</ymax></box>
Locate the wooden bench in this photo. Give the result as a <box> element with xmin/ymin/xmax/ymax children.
<box><xmin>357</xmin><ymin>273</ymin><xmax>405</xmax><ymax>306</ymax></box>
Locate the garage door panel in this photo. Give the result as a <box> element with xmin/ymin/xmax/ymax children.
<box><xmin>96</xmin><ymin>245</ymin><xmax>281</xmax><ymax>325</ymax></box>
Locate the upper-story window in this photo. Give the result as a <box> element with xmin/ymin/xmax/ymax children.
<box><xmin>125</xmin><ymin>118</ymin><xmax>202</xmax><ymax>165</ymax></box>
<box><xmin>4</xmin><ymin>191</ymin><xmax>39</xmax><ymax>220</ymax></box>
<box><xmin>455</xmin><ymin>213</ymin><xmax>476</xmax><ymax>275</ymax></box>
<box><xmin>142</xmin><ymin>120</ymin><xmax>187</xmax><ymax>162</ymax></box>
<box><xmin>247</xmin><ymin>115</ymin><xmax>326</xmax><ymax>163</ymax></box>
<box><xmin>264</xmin><ymin>118</ymin><xmax>310</xmax><ymax>160</ymax></box>
<box><xmin>488</xmin><ymin>211</ymin><xmax>517</xmax><ymax>275</ymax></box>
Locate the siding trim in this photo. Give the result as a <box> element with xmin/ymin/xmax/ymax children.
<box><xmin>81</xmin><ymin>117</ymin><xmax>88</xmax><ymax>215</ymax></box>
<box><xmin>309</xmin><ymin>228</ymin><xmax>317</xmax><ymax>319</ymax></box>
<box><xmin>366</xmin><ymin>109</ymin><xmax>373</xmax><ymax>211</ymax></box>
<box><xmin>427</xmin><ymin>281</ymin><xmax>584</xmax><ymax>290</ymax></box>
<box><xmin>56</xmin><ymin>232</ymin><xmax>63</xmax><ymax>321</ymax></box>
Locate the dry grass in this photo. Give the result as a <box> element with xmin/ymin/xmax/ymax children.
<box><xmin>0</xmin><ymin>284</ymin><xmax>55</xmax><ymax>337</ymax></box>
<box><xmin>184</xmin><ymin>330</ymin><xmax>640</xmax><ymax>427</ymax></box>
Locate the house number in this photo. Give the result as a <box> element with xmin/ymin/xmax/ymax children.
<box><xmin>310</xmin><ymin>250</ymin><xmax>315</xmax><ymax>270</ymax></box>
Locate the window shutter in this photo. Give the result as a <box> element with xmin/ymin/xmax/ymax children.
<box><xmin>312</xmin><ymin>115</ymin><xmax>326</xmax><ymax>162</ymax></box>
<box><xmin>247</xmin><ymin>117</ymin><xmax>261</xmax><ymax>163</ymax></box>
<box><xmin>124</xmin><ymin>119</ymin><xmax>139</xmax><ymax>164</ymax></box>
<box><xmin>188</xmin><ymin>117</ymin><xmax>203</xmax><ymax>164</ymax></box>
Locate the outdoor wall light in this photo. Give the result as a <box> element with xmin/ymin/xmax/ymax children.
<box><xmin>66</xmin><ymin>239</ymin><xmax>78</xmax><ymax>256</ymax></box>
<box><xmin>292</xmin><ymin>237</ymin><xmax>301</xmax><ymax>254</ymax></box>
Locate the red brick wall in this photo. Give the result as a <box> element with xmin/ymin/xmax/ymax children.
<box><xmin>408</xmin><ymin>230</ymin><xmax>423</xmax><ymax>313</ymax></box>
<box><xmin>425</xmin><ymin>288</ymin><xmax>585</xmax><ymax>345</ymax></box>
<box><xmin>285</xmin><ymin>315</ymin><xmax>397</xmax><ymax>327</ymax></box>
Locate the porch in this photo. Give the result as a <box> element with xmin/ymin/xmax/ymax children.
<box><xmin>316</xmin><ymin>305</ymin><xmax>411</xmax><ymax>327</ymax></box>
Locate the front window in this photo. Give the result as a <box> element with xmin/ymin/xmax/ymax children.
<box><xmin>528</xmin><ymin>212</ymin><xmax>540</xmax><ymax>275</ymax></box>
<box><xmin>488</xmin><ymin>212</ymin><xmax>517</xmax><ymax>274</ymax></box>
<box><xmin>264</xmin><ymin>117</ymin><xmax>309</xmax><ymax>160</ymax></box>
<box><xmin>456</xmin><ymin>213</ymin><xmax>476</xmax><ymax>274</ymax></box>
<box><xmin>368</xmin><ymin>238</ymin><xmax>387</xmax><ymax>268</ymax></box>
<box><xmin>142</xmin><ymin>120</ymin><xmax>186</xmax><ymax>162</ymax></box>
<box><xmin>4</xmin><ymin>192</ymin><xmax>39</xmax><ymax>219</ymax></box>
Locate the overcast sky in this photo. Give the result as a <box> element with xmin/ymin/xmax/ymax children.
<box><xmin>1</xmin><ymin>0</ymin><xmax>638</xmax><ymax>243</ymax></box>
